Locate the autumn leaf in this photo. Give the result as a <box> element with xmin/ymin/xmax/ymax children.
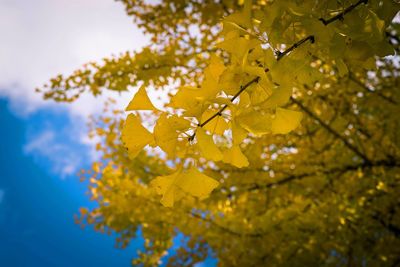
<box><xmin>121</xmin><ymin>114</ymin><xmax>153</xmax><ymax>159</ymax></box>
<box><xmin>223</xmin><ymin>145</ymin><xmax>249</xmax><ymax>168</ymax></box>
<box><xmin>271</xmin><ymin>107</ymin><xmax>303</xmax><ymax>134</ymax></box>
<box><xmin>126</xmin><ymin>84</ymin><xmax>159</xmax><ymax>111</ymax></box>
<box><xmin>196</xmin><ymin>127</ymin><xmax>223</xmax><ymax>161</ymax></box>
<box><xmin>151</xmin><ymin>167</ymin><xmax>219</xmax><ymax>207</ymax></box>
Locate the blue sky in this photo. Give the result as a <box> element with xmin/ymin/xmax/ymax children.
<box><xmin>0</xmin><ymin>0</ymin><xmax>147</xmax><ymax>265</ymax></box>
<box><xmin>0</xmin><ymin>99</ymin><xmax>143</xmax><ymax>266</ymax></box>
<box><xmin>0</xmin><ymin>1</ymin><xmax>217</xmax><ymax>266</ymax></box>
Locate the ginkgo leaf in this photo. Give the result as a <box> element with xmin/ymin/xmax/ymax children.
<box><xmin>169</xmin><ymin>86</ymin><xmax>205</xmax><ymax>117</ymax></box>
<box><xmin>125</xmin><ymin>85</ymin><xmax>158</xmax><ymax>111</ymax></box>
<box><xmin>271</xmin><ymin>107</ymin><xmax>303</xmax><ymax>134</ymax></box>
<box><xmin>336</xmin><ymin>58</ymin><xmax>348</xmax><ymax>77</ymax></box>
<box><xmin>250</xmin><ymin>83</ymin><xmax>271</xmax><ymax>105</ymax></box>
<box><xmin>178</xmin><ymin>167</ymin><xmax>219</xmax><ymax>198</ymax></box>
<box><xmin>223</xmin><ymin>145</ymin><xmax>249</xmax><ymax>168</ymax></box>
<box><xmin>151</xmin><ymin>172</ymin><xmax>178</xmax><ymax>207</ymax></box>
<box><xmin>201</xmin><ymin>109</ymin><xmax>229</xmax><ymax>135</ymax></box>
<box><xmin>208</xmin><ymin>54</ymin><xmax>226</xmax><ymax>81</ymax></box>
<box><xmin>196</xmin><ymin>128</ymin><xmax>223</xmax><ymax>161</ymax></box>
<box><xmin>239</xmin><ymin>92</ymin><xmax>251</xmax><ymax>108</ymax></box>
<box><xmin>260</xmin><ymin>83</ymin><xmax>293</xmax><ymax>109</ymax></box>
<box><xmin>121</xmin><ymin>114</ymin><xmax>153</xmax><ymax>159</ymax></box>
<box><xmin>200</xmin><ymin>72</ymin><xmax>219</xmax><ymax>100</ymax></box>
<box><xmin>151</xmin><ymin>167</ymin><xmax>219</xmax><ymax>207</ymax></box>
<box><xmin>223</xmin><ymin>0</ymin><xmax>253</xmax><ymax>31</ymax></box>
<box><xmin>216</xmin><ymin>37</ymin><xmax>260</xmax><ymax>63</ymax></box>
<box><xmin>167</xmin><ymin>115</ymin><xmax>192</xmax><ymax>131</ymax></box>
<box><xmin>232</xmin><ymin>120</ymin><xmax>248</xmax><ymax>144</ymax></box>
<box><xmin>219</xmin><ymin>66</ymin><xmax>244</xmax><ymax>95</ymax></box>
<box><xmin>237</xmin><ymin>110</ymin><xmax>272</xmax><ymax>136</ymax></box>
<box><xmin>154</xmin><ymin>114</ymin><xmax>179</xmax><ymax>158</ymax></box>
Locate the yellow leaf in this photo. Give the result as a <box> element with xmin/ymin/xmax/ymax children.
<box><xmin>169</xmin><ymin>86</ymin><xmax>205</xmax><ymax>117</ymax></box>
<box><xmin>232</xmin><ymin>120</ymin><xmax>248</xmax><ymax>144</ymax></box>
<box><xmin>271</xmin><ymin>107</ymin><xmax>303</xmax><ymax>134</ymax></box>
<box><xmin>167</xmin><ymin>115</ymin><xmax>192</xmax><ymax>131</ymax></box>
<box><xmin>249</xmin><ymin>83</ymin><xmax>271</xmax><ymax>105</ymax></box>
<box><xmin>216</xmin><ymin>36</ymin><xmax>260</xmax><ymax>63</ymax></box>
<box><xmin>223</xmin><ymin>0</ymin><xmax>253</xmax><ymax>29</ymax></box>
<box><xmin>125</xmin><ymin>85</ymin><xmax>158</xmax><ymax>111</ymax></box>
<box><xmin>260</xmin><ymin>83</ymin><xmax>293</xmax><ymax>109</ymax></box>
<box><xmin>178</xmin><ymin>167</ymin><xmax>220</xmax><ymax>198</ymax></box>
<box><xmin>208</xmin><ymin>54</ymin><xmax>226</xmax><ymax>81</ymax></box>
<box><xmin>200</xmin><ymin>72</ymin><xmax>219</xmax><ymax>100</ymax></box>
<box><xmin>151</xmin><ymin>167</ymin><xmax>219</xmax><ymax>207</ymax></box>
<box><xmin>239</xmin><ymin>92</ymin><xmax>251</xmax><ymax>108</ymax></box>
<box><xmin>237</xmin><ymin>110</ymin><xmax>272</xmax><ymax>136</ymax></box>
<box><xmin>196</xmin><ymin>128</ymin><xmax>223</xmax><ymax>161</ymax></box>
<box><xmin>223</xmin><ymin>145</ymin><xmax>249</xmax><ymax>168</ymax></box>
<box><xmin>219</xmin><ymin>66</ymin><xmax>244</xmax><ymax>95</ymax></box>
<box><xmin>92</xmin><ymin>162</ymin><xmax>100</xmax><ymax>173</ymax></box>
<box><xmin>201</xmin><ymin>109</ymin><xmax>229</xmax><ymax>135</ymax></box>
<box><xmin>154</xmin><ymin>114</ymin><xmax>179</xmax><ymax>158</ymax></box>
<box><xmin>121</xmin><ymin>114</ymin><xmax>153</xmax><ymax>159</ymax></box>
<box><xmin>336</xmin><ymin>58</ymin><xmax>348</xmax><ymax>77</ymax></box>
<box><xmin>264</xmin><ymin>48</ymin><xmax>276</xmax><ymax>68</ymax></box>
<box><xmin>151</xmin><ymin>172</ymin><xmax>183</xmax><ymax>207</ymax></box>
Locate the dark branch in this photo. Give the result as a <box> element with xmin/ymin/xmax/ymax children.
<box><xmin>248</xmin><ymin>160</ymin><xmax>400</xmax><ymax>191</ymax></box>
<box><xmin>276</xmin><ymin>35</ymin><xmax>315</xmax><ymax>61</ymax></box>
<box><xmin>290</xmin><ymin>97</ymin><xmax>372</xmax><ymax>164</ymax></box>
<box><xmin>319</xmin><ymin>0</ymin><xmax>368</xmax><ymax>25</ymax></box>
<box><xmin>348</xmin><ymin>73</ymin><xmax>398</xmax><ymax>105</ymax></box>
<box><xmin>188</xmin><ymin>76</ymin><xmax>260</xmax><ymax>141</ymax></box>
<box><xmin>190</xmin><ymin>212</ymin><xmax>263</xmax><ymax>237</ymax></box>
<box><xmin>188</xmin><ymin>0</ymin><xmax>365</xmax><ymax>142</ymax></box>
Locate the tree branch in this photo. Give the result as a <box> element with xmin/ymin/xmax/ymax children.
<box><xmin>248</xmin><ymin>160</ymin><xmax>400</xmax><ymax>191</ymax></box>
<box><xmin>188</xmin><ymin>76</ymin><xmax>260</xmax><ymax>141</ymax></box>
<box><xmin>319</xmin><ymin>0</ymin><xmax>368</xmax><ymax>26</ymax></box>
<box><xmin>277</xmin><ymin>35</ymin><xmax>315</xmax><ymax>61</ymax></box>
<box><xmin>290</xmin><ymin>96</ymin><xmax>372</xmax><ymax>164</ymax></box>
<box><xmin>190</xmin><ymin>212</ymin><xmax>263</xmax><ymax>238</ymax></box>
<box><xmin>188</xmin><ymin>0</ymin><xmax>366</xmax><ymax>142</ymax></box>
<box><xmin>348</xmin><ymin>73</ymin><xmax>398</xmax><ymax>105</ymax></box>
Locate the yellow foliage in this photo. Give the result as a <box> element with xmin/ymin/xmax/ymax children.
<box><xmin>125</xmin><ymin>84</ymin><xmax>159</xmax><ymax>111</ymax></box>
<box><xmin>223</xmin><ymin>145</ymin><xmax>249</xmax><ymax>168</ymax></box>
<box><xmin>121</xmin><ymin>114</ymin><xmax>153</xmax><ymax>159</ymax></box>
<box><xmin>151</xmin><ymin>167</ymin><xmax>219</xmax><ymax>207</ymax></box>
<box><xmin>41</xmin><ymin>0</ymin><xmax>400</xmax><ymax>265</ymax></box>
<box><xmin>196</xmin><ymin>128</ymin><xmax>223</xmax><ymax>161</ymax></box>
<box><xmin>271</xmin><ymin>107</ymin><xmax>303</xmax><ymax>134</ymax></box>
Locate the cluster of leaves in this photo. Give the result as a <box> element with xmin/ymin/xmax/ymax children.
<box><xmin>42</xmin><ymin>0</ymin><xmax>400</xmax><ymax>266</ymax></box>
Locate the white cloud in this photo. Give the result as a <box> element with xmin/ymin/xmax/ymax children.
<box><xmin>0</xmin><ymin>0</ymin><xmax>149</xmax><ymax>117</ymax></box>
<box><xmin>23</xmin><ymin>129</ymin><xmax>85</xmax><ymax>178</ymax></box>
<box><xmin>80</xmin><ymin>133</ymin><xmax>103</xmax><ymax>162</ymax></box>
<box><xmin>23</xmin><ymin>130</ymin><xmax>56</xmax><ymax>154</ymax></box>
<box><xmin>0</xmin><ymin>0</ymin><xmax>172</xmax><ymax>179</ymax></box>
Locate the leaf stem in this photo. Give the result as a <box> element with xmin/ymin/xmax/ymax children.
<box><xmin>319</xmin><ymin>0</ymin><xmax>368</xmax><ymax>26</ymax></box>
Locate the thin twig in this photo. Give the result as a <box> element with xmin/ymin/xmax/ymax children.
<box><xmin>290</xmin><ymin>96</ymin><xmax>371</xmax><ymax>164</ymax></box>
<box><xmin>276</xmin><ymin>35</ymin><xmax>315</xmax><ymax>60</ymax></box>
<box><xmin>248</xmin><ymin>160</ymin><xmax>399</xmax><ymax>191</ymax></box>
<box><xmin>188</xmin><ymin>0</ymin><xmax>367</xmax><ymax>142</ymax></box>
<box><xmin>348</xmin><ymin>73</ymin><xmax>397</xmax><ymax>105</ymax></box>
<box><xmin>188</xmin><ymin>76</ymin><xmax>260</xmax><ymax>141</ymax></box>
<box><xmin>319</xmin><ymin>0</ymin><xmax>368</xmax><ymax>25</ymax></box>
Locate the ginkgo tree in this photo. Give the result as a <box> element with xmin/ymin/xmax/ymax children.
<box><xmin>39</xmin><ymin>0</ymin><xmax>400</xmax><ymax>266</ymax></box>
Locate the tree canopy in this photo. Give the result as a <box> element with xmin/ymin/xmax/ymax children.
<box><xmin>39</xmin><ymin>0</ymin><xmax>400</xmax><ymax>266</ymax></box>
